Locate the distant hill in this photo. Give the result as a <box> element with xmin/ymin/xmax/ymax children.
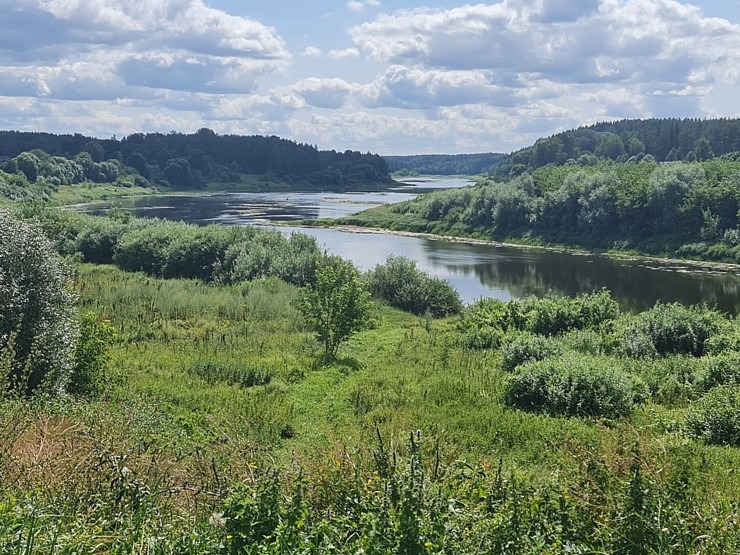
<box><xmin>384</xmin><ymin>153</ymin><xmax>506</xmax><ymax>176</ymax></box>
<box><xmin>0</xmin><ymin>129</ymin><xmax>393</xmax><ymax>191</ymax></box>
<box><xmin>496</xmin><ymin>118</ymin><xmax>740</xmax><ymax>177</ymax></box>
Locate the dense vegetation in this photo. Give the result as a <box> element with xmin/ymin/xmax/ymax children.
<box><xmin>2</xmin><ymin>116</ymin><xmax>740</xmax><ymax>552</ymax></box>
<box><xmin>0</xmin><ymin>129</ymin><xmax>393</xmax><ymax>202</ymax></box>
<box><xmin>385</xmin><ymin>153</ymin><xmax>505</xmax><ymax>176</ymax></box>
<box><xmin>342</xmin><ymin>159</ymin><xmax>740</xmax><ymax>263</ymax></box>
<box><xmin>496</xmin><ymin>117</ymin><xmax>740</xmax><ymax>176</ymax></box>
<box><xmin>0</xmin><ymin>205</ymin><xmax>738</xmax><ymax>552</ymax></box>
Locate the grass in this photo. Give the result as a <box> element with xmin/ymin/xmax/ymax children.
<box><xmin>0</xmin><ymin>263</ymin><xmax>738</xmax><ymax>552</ymax></box>
<box><xmin>50</xmin><ymin>183</ymin><xmax>157</xmax><ymax>205</ymax></box>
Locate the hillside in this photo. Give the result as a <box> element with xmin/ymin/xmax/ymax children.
<box><xmin>384</xmin><ymin>152</ymin><xmax>506</xmax><ymax>176</ymax></box>
<box><xmin>0</xmin><ymin>129</ymin><xmax>393</xmax><ymax>201</ymax></box>
<box><xmin>495</xmin><ymin>118</ymin><xmax>740</xmax><ymax>177</ymax></box>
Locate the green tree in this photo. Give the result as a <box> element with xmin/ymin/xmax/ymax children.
<box><xmin>0</xmin><ymin>209</ymin><xmax>78</xmax><ymax>395</ymax></box>
<box><xmin>297</xmin><ymin>257</ymin><xmax>372</xmax><ymax>359</ymax></box>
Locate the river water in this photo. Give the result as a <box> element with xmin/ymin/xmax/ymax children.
<box><xmin>77</xmin><ymin>178</ymin><xmax>740</xmax><ymax>313</ymax></box>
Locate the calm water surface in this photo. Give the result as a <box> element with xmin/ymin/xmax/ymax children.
<box><xmin>78</xmin><ymin>178</ymin><xmax>740</xmax><ymax>313</ymax></box>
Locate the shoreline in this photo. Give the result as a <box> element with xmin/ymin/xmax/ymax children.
<box><xmin>318</xmin><ymin>223</ymin><xmax>740</xmax><ymax>275</ymax></box>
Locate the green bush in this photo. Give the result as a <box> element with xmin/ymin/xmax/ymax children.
<box><xmin>503</xmin><ymin>354</ymin><xmax>647</xmax><ymax>418</ymax></box>
<box><xmin>73</xmin><ymin>216</ymin><xmax>127</xmax><ymax>264</ymax></box>
<box><xmin>500</xmin><ymin>333</ymin><xmax>562</xmax><ymax>371</ymax></box>
<box><xmin>0</xmin><ymin>209</ymin><xmax>78</xmax><ymax>395</ymax></box>
<box><xmin>618</xmin><ymin>302</ymin><xmax>727</xmax><ymax>358</ymax></box>
<box><xmin>459</xmin><ymin>291</ymin><xmax>618</xmax><ymax>349</ymax></box>
<box><xmin>366</xmin><ymin>255</ymin><xmax>462</xmax><ymax>317</ymax></box>
<box><xmin>457</xmin><ymin>298</ymin><xmax>526</xmax><ymax>349</ymax></box>
<box><xmin>113</xmin><ymin>219</ymin><xmax>177</xmax><ymax>275</ymax></box>
<box><xmin>520</xmin><ymin>290</ymin><xmax>620</xmax><ymax>336</ymax></box>
<box><xmin>685</xmin><ymin>385</ymin><xmax>740</xmax><ymax>446</ymax></box>
<box><xmin>67</xmin><ymin>311</ymin><xmax>116</xmax><ymax>396</ymax></box>
<box><xmin>630</xmin><ymin>356</ymin><xmax>704</xmax><ymax>405</ymax></box>
<box><xmin>696</xmin><ymin>352</ymin><xmax>740</xmax><ymax>391</ymax></box>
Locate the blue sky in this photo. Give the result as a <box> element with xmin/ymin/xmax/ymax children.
<box><xmin>1</xmin><ymin>1</ymin><xmax>740</xmax><ymax>154</ymax></box>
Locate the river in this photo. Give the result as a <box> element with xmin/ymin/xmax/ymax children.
<box><xmin>76</xmin><ymin>178</ymin><xmax>740</xmax><ymax>313</ymax></box>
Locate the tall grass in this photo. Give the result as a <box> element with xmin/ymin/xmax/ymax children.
<box><xmin>0</xmin><ymin>264</ymin><xmax>737</xmax><ymax>552</ymax></box>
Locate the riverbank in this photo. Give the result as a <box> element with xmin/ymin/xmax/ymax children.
<box><xmin>297</xmin><ymin>220</ymin><xmax>740</xmax><ymax>276</ymax></box>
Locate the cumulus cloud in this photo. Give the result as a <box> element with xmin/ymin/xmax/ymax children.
<box><xmin>302</xmin><ymin>47</ymin><xmax>323</xmax><ymax>57</ymax></box>
<box><xmin>349</xmin><ymin>0</ymin><xmax>740</xmax><ymax>92</ymax></box>
<box><xmin>359</xmin><ymin>65</ymin><xmax>520</xmax><ymax>109</ymax></box>
<box><xmin>0</xmin><ymin>0</ymin><xmax>290</xmax><ymax>97</ymax></box>
<box><xmin>293</xmin><ymin>78</ymin><xmax>353</xmax><ymax>109</ymax></box>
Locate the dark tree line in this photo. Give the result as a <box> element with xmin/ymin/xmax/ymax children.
<box><xmin>496</xmin><ymin>118</ymin><xmax>740</xmax><ymax>176</ymax></box>
<box><xmin>0</xmin><ymin>128</ymin><xmax>393</xmax><ymax>190</ymax></box>
<box><xmin>385</xmin><ymin>153</ymin><xmax>506</xmax><ymax>176</ymax></box>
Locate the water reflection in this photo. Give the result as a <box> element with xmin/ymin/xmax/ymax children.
<box><xmin>71</xmin><ymin>178</ymin><xmax>740</xmax><ymax>314</ymax></box>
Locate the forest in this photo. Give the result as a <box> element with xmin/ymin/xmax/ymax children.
<box><xmin>342</xmin><ymin>158</ymin><xmax>740</xmax><ymax>264</ymax></box>
<box><xmin>0</xmin><ymin>129</ymin><xmax>393</xmax><ymax>197</ymax></box>
<box><xmin>495</xmin><ymin>117</ymin><xmax>740</xmax><ymax>176</ymax></box>
<box><xmin>385</xmin><ymin>153</ymin><xmax>506</xmax><ymax>176</ymax></box>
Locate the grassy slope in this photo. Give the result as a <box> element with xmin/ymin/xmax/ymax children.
<box><xmin>0</xmin><ymin>264</ymin><xmax>738</xmax><ymax>552</ymax></box>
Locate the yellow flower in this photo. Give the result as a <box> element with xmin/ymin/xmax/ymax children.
<box><xmin>226</xmin><ymin>535</ymin><xmax>233</xmax><ymax>540</ymax></box>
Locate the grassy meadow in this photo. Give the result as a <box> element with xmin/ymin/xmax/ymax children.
<box><xmin>1</xmin><ymin>262</ymin><xmax>739</xmax><ymax>553</ymax></box>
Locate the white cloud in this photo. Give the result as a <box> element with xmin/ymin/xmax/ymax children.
<box><xmin>349</xmin><ymin>0</ymin><xmax>740</xmax><ymax>90</ymax></box>
<box><xmin>348</xmin><ymin>0</ymin><xmax>381</xmax><ymax>13</ymax></box>
<box><xmin>359</xmin><ymin>65</ymin><xmax>520</xmax><ymax>109</ymax></box>
<box><xmin>0</xmin><ymin>0</ymin><xmax>290</xmax><ymax>97</ymax></box>
<box><xmin>302</xmin><ymin>47</ymin><xmax>323</xmax><ymax>57</ymax></box>
<box><xmin>328</xmin><ymin>48</ymin><xmax>360</xmax><ymax>60</ymax></box>
<box><xmin>292</xmin><ymin>78</ymin><xmax>353</xmax><ymax>109</ymax></box>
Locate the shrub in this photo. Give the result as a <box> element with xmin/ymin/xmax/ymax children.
<box><xmin>113</xmin><ymin>219</ymin><xmax>177</xmax><ymax>275</ymax></box>
<box><xmin>696</xmin><ymin>352</ymin><xmax>740</xmax><ymax>391</ymax></box>
<box><xmin>500</xmin><ymin>333</ymin><xmax>562</xmax><ymax>371</ymax></box>
<box><xmin>457</xmin><ymin>298</ymin><xmax>526</xmax><ymax>349</ymax></box>
<box><xmin>685</xmin><ymin>385</ymin><xmax>740</xmax><ymax>446</ymax></box>
<box><xmin>630</xmin><ymin>356</ymin><xmax>704</xmax><ymax>405</ymax></box>
<box><xmin>618</xmin><ymin>302</ymin><xmax>727</xmax><ymax>358</ymax></box>
<box><xmin>67</xmin><ymin>312</ymin><xmax>116</xmax><ymax>396</ymax></box>
<box><xmin>73</xmin><ymin>216</ymin><xmax>127</xmax><ymax>264</ymax></box>
<box><xmin>366</xmin><ymin>255</ymin><xmax>462</xmax><ymax>317</ymax></box>
<box><xmin>0</xmin><ymin>209</ymin><xmax>78</xmax><ymax>395</ymax></box>
<box><xmin>520</xmin><ymin>290</ymin><xmax>620</xmax><ymax>336</ymax></box>
<box><xmin>503</xmin><ymin>354</ymin><xmax>647</xmax><ymax>418</ymax></box>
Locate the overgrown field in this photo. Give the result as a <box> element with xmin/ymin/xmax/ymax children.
<box><xmin>1</xmin><ymin>261</ymin><xmax>738</xmax><ymax>553</ymax></box>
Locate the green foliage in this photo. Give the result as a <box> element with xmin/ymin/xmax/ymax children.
<box><xmin>504</xmin><ymin>354</ymin><xmax>648</xmax><ymax>419</ymax></box>
<box><xmin>618</xmin><ymin>302</ymin><xmax>727</xmax><ymax>358</ymax></box>
<box><xmin>459</xmin><ymin>290</ymin><xmax>620</xmax><ymax>349</ymax></box>
<box><xmin>696</xmin><ymin>352</ymin><xmax>740</xmax><ymax>391</ymax></box>
<box><xmin>500</xmin><ymin>333</ymin><xmax>563</xmax><ymax>372</ymax></box>
<box><xmin>346</xmin><ymin>155</ymin><xmax>740</xmax><ymax>264</ymax></box>
<box><xmin>385</xmin><ymin>153</ymin><xmax>505</xmax><ymax>175</ymax></box>
<box><xmin>186</xmin><ymin>360</ymin><xmax>272</xmax><ymax>388</ymax></box>
<box><xmin>366</xmin><ymin>255</ymin><xmax>462</xmax><ymax>317</ymax></box>
<box><xmin>685</xmin><ymin>385</ymin><xmax>740</xmax><ymax>446</ymax></box>
<box><xmin>0</xmin><ymin>129</ymin><xmax>393</xmax><ymax>191</ymax></box>
<box><xmin>297</xmin><ymin>257</ymin><xmax>372</xmax><ymax>359</ymax></box>
<box><xmin>0</xmin><ymin>209</ymin><xmax>78</xmax><ymax>395</ymax></box>
<box><xmin>67</xmin><ymin>312</ymin><xmax>116</xmax><ymax>396</ymax></box>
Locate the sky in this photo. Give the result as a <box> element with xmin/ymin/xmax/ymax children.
<box><xmin>1</xmin><ymin>1</ymin><xmax>740</xmax><ymax>155</ymax></box>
